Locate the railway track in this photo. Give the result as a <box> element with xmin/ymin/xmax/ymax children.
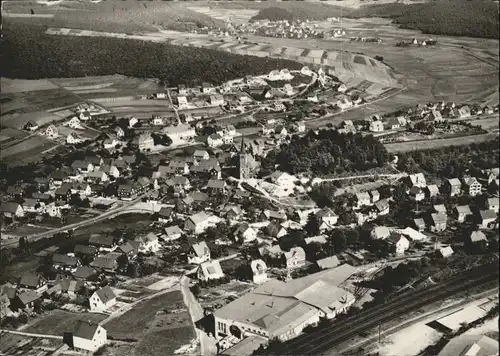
<box><xmin>274</xmin><ymin>263</ymin><xmax>498</xmax><ymax>355</ymax></box>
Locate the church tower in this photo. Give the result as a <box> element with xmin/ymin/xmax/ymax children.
<box><xmin>239</xmin><ymin>137</ymin><xmax>255</xmax><ymax>180</ymax></box>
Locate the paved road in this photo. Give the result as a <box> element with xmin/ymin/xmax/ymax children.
<box><xmin>1</xmin><ymin>191</ymin><xmax>150</xmax><ymax>249</ymax></box>
<box><xmin>0</xmin><ymin>329</ymin><xmax>63</xmax><ymax>340</ymax></box>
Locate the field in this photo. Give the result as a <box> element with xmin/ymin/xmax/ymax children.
<box><xmin>384</xmin><ymin>133</ymin><xmax>498</xmax><ymax>153</ymax></box>
<box><xmin>24</xmin><ymin>309</ymin><xmax>108</xmax><ymax>336</ymax></box>
<box><xmin>470</xmin><ymin>117</ymin><xmax>500</xmax><ymax>131</ymax></box>
<box><xmin>0</xmin><ymin>333</ymin><xmax>62</xmax><ymax>355</ymax></box>
<box><xmin>1</xmin><ymin>78</ymin><xmax>59</xmax><ymax>93</ymax></box>
<box><xmin>0</xmin><ymin>257</ymin><xmax>40</xmax><ymax>284</ymax></box>
<box><xmin>0</xmin><ymin>135</ymin><xmax>58</xmax><ymax>165</ymax></box>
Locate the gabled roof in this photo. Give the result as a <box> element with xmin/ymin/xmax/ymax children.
<box><xmin>165</xmin><ymin>225</ymin><xmax>182</xmax><ymax>236</ymax></box>
<box><xmin>431</xmin><ymin>212</ymin><xmax>447</xmax><ymax>224</ymax></box>
<box><xmin>375</xmin><ymin>199</ymin><xmax>389</xmax><ymax>212</ymax></box>
<box><xmin>18</xmin><ymin>290</ymin><xmax>40</xmax><ymax>305</ymax></box>
<box><xmin>284</xmin><ymin>247</ymin><xmax>306</xmax><ymax>261</ymax></box>
<box><xmin>447</xmin><ymin>178</ymin><xmax>461</xmax><ymax>186</ymax></box>
<box><xmin>199</xmin><ymin>260</ymin><xmax>224</xmax><ymax>278</ymax></box>
<box><xmin>73</xmin><ymin>266</ymin><xmax>96</xmax><ymax>279</ymax></box>
<box><xmin>470</xmin><ymin>231</ymin><xmax>487</xmax><ymax>242</ymax></box>
<box><xmin>19</xmin><ymin>273</ymin><xmax>44</xmax><ymax>288</ymax></box>
<box><xmin>52</xmin><ymin>253</ymin><xmax>79</xmax><ymax>267</ymax></box>
<box><xmin>207</xmin><ymin>179</ymin><xmax>225</xmax><ymax>189</ymax></box>
<box><xmin>372</xmin><ymin>226</ymin><xmax>390</xmax><ymax>239</ymax></box>
<box><xmin>158</xmin><ymin>207</ymin><xmax>173</xmax><ymax>217</ymax></box>
<box><xmin>480</xmin><ymin>210</ymin><xmax>496</xmax><ymax>220</ymax></box>
<box><xmin>316</xmin><ymin>256</ymin><xmax>340</xmax><ymax>269</ymax></box>
<box><xmin>88</xmin><ymin>234</ymin><xmax>114</xmax><ymax>247</ymax></box>
<box><xmin>0</xmin><ymin>202</ymin><xmax>22</xmax><ymax>213</ymax></box>
<box><xmin>455</xmin><ymin>205</ymin><xmax>472</xmax><ymax>215</ymax></box>
<box><xmin>414</xmin><ymin>218</ymin><xmax>426</xmax><ymax>227</ymax></box>
<box><xmin>191</xmin><ymin>241</ymin><xmax>210</xmax><ymax>257</ymax></box>
<box><xmin>263</xmin><ymin>210</ymin><xmax>287</xmax><ymax>220</ymax></box>
<box><xmin>487</xmin><ymin>197</ymin><xmax>499</xmax><ymax>207</ymax></box>
<box><xmin>72</xmin><ymin>320</ymin><xmax>100</xmax><ymax>340</ymax></box>
<box><xmin>118</xmin><ymin>242</ymin><xmax>135</xmax><ymax>255</ymax></box>
<box><xmin>433</xmin><ymin>204</ymin><xmax>447</xmax><ymax>213</ymax></box>
<box><xmin>90</xmin><ymin>255</ymin><xmax>118</xmax><ymax>270</ymax></box>
<box><xmin>304</xmin><ymin>235</ymin><xmax>328</xmax><ymax>245</ymax></box>
<box><xmin>94</xmin><ymin>286</ymin><xmax>116</xmax><ymax>303</ymax></box>
<box><xmin>316</xmin><ymin>208</ymin><xmax>337</xmax><ymax>219</ymax></box>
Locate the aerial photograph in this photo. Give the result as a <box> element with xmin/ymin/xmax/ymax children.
<box><xmin>0</xmin><ymin>0</ymin><xmax>498</xmax><ymax>355</ymax></box>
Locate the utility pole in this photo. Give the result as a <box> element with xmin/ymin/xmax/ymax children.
<box><xmin>378</xmin><ymin>322</ymin><xmax>382</xmax><ymax>343</ymax></box>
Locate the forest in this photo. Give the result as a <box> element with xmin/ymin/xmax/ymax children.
<box><xmin>396</xmin><ymin>138</ymin><xmax>499</xmax><ymax>178</ymax></box>
<box><xmin>249</xmin><ymin>2</ymin><xmax>343</xmax><ymax>22</ymax></box>
<box><xmin>264</xmin><ymin>130</ymin><xmax>390</xmax><ymax>175</ymax></box>
<box><xmin>1</xmin><ymin>21</ymin><xmax>302</xmax><ymax>85</ymax></box>
<box><xmin>347</xmin><ymin>1</ymin><xmax>499</xmax><ymax>39</ymax></box>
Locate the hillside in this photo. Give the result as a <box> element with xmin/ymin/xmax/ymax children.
<box><xmin>2</xmin><ymin>0</ymin><xmax>226</xmax><ymax>33</ymax></box>
<box><xmin>1</xmin><ymin>21</ymin><xmax>302</xmax><ymax>85</ymax></box>
<box><xmin>347</xmin><ymin>1</ymin><xmax>499</xmax><ymax>39</ymax></box>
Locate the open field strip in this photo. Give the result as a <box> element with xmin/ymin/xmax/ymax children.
<box><xmin>384</xmin><ymin>133</ymin><xmax>498</xmax><ymax>153</ymax></box>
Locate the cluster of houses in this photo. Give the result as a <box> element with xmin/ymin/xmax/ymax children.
<box><xmin>232</xmin><ymin>19</ymin><xmax>323</xmax><ymax>40</ymax></box>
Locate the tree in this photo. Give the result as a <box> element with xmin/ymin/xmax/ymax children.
<box><xmin>305</xmin><ymin>213</ymin><xmax>320</xmax><ymax>236</ymax></box>
<box><xmin>329</xmin><ymin>230</ymin><xmax>347</xmax><ymax>253</ymax></box>
<box><xmin>117</xmin><ymin>254</ymin><xmax>128</xmax><ymax>271</ymax></box>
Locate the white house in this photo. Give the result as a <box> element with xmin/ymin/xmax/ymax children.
<box><xmin>162</xmin><ymin>124</ymin><xmax>196</xmax><ymax>141</ymax></box>
<box><xmin>103</xmin><ymin>138</ymin><xmax>120</xmax><ymax>150</ymax></box>
<box><xmin>185</xmin><ymin>212</ymin><xmax>222</xmax><ymax>234</ymax></box>
<box><xmin>284</xmin><ymin>247</ymin><xmax>306</xmax><ymax>269</ymax></box>
<box><xmin>66</xmin><ymin>117</ymin><xmax>83</xmax><ymax>129</ymax></box>
<box><xmin>369</xmin><ymin>120</ymin><xmax>384</xmax><ymax>132</ymax></box>
<box><xmin>251</xmin><ymin>259</ymin><xmax>268</xmax><ymax>284</ymax></box>
<box><xmin>68</xmin><ymin>321</ymin><xmax>107</xmax><ymax>354</ymax></box>
<box><xmin>210</xmin><ymin>94</ymin><xmax>224</xmax><ymax>107</ymax></box>
<box><xmin>188</xmin><ymin>241</ymin><xmax>211</xmax><ymax>264</ymax></box>
<box><xmin>164</xmin><ymin>225</ymin><xmax>183</xmax><ymax>241</ymax></box>
<box><xmin>207</xmin><ymin>133</ymin><xmax>224</xmax><ymax>148</ymax></box>
<box><xmin>138</xmin><ymin>133</ymin><xmax>155</xmax><ymax>151</ymax></box>
<box><xmin>66</xmin><ymin>133</ymin><xmax>85</xmax><ymax>145</ymax></box>
<box><xmin>386</xmin><ymin>234</ymin><xmax>410</xmax><ymax>255</ymax></box>
<box><xmin>486</xmin><ymin>197</ymin><xmax>499</xmax><ymax>213</ymax></box>
<box><xmin>128</xmin><ymin>116</ymin><xmax>139</xmax><ymax>128</ymax></box>
<box><xmin>198</xmin><ymin>260</ymin><xmax>225</xmax><ymax>281</ymax></box>
<box><xmin>177</xmin><ymin>96</ymin><xmax>189</xmax><ymax>109</ymax></box>
<box><xmin>1</xmin><ymin>202</ymin><xmax>25</xmax><ymax>218</ymax></box>
<box><xmin>45</xmin><ymin>125</ymin><xmax>59</xmax><ymax>138</ymax></box>
<box><xmin>193</xmin><ymin>150</ymin><xmax>210</xmax><ymax>161</ymax></box>
<box><xmin>136</xmin><ymin>233</ymin><xmax>161</xmax><ymax>254</ymax></box>
<box><xmin>234</xmin><ymin>223</ymin><xmax>258</xmax><ymax>243</ymax></box>
<box><xmin>439</xmin><ymin>246</ymin><xmax>454</xmax><ymax>258</ymax></box>
<box><xmin>89</xmin><ymin>286</ymin><xmax>116</xmax><ymax>312</ymax></box>
<box><xmin>316</xmin><ymin>208</ymin><xmax>338</xmax><ymax>230</ymax></box>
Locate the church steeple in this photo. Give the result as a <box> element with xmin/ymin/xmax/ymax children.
<box><xmin>240</xmin><ymin>137</ymin><xmax>245</xmax><ymax>154</ymax></box>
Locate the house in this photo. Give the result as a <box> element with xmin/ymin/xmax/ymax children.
<box><xmin>52</xmin><ymin>254</ymin><xmax>81</xmax><ymax>272</ymax></box>
<box><xmin>188</xmin><ymin>241</ymin><xmax>210</xmax><ymax>264</ymax></box>
<box><xmin>73</xmin><ymin>266</ymin><xmax>97</xmax><ymax>281</ymax></box>
<box><xmin>0</xmin><ymin>294</ymin><xmax>11</xmax><ymax>318</ymax></box>
<box><xmin>478</xmin><ymin>210</ymin><xmax>496</xmax><ymax>229</ymax></box>
<box><xmin>138</xmin><ymin>133</ymin><xmax>155</xmax><ymax>151</ymax></box>
<box><xmin>439</xmin><ymin>246</ymin><xmax>454</xmax><ymax>258</ymax></box>
<box><xmin>371</xmin><ymin>226</ymin><xmax>390</xmax><ymax>240</ymax></box>
<box><xmin>193</xmin><ymin>150</ymin><xmax>210</xmax><ymax>161</ymax></box>
<box><xmin>164</xmin><ymin>225</ymin><xmax>183</xmax><ymax>241</ymax></box>
<box><xmin>86</xmin><ymin>171</ymin><xmax>109</xmax><ymax>184</ymax></box>
<box><xmin>457</xmin><ymin>105</ymin><xmax>471</xmax><ymax>119</ymax></box>
<box><xmin>185</xmin><ymin>211</ymin><xmax>221</xmax><ymax>234</ymax></box>
<box><xmin>32</xmin><ymin>192</ymin><xmax>51</xmax><ymax>205</ymax></box>
<box><xmin>430</xmin><ymin>213</ymin><xmax>447</xmax><ymax>232</ymax></box>
<box><xmin>337</xmin><ymin>96</ymin><xmax>353</xmax><ymax>110</ymax></box>
<box><xmin>114</xmin><ymin>126</ymin><xmax>125</xmax><ymax>138</ymax></box>
<box><xmin>234</xmin><ymin>223</ymin><xmax>258</xmax><ymax>243</ymax></box>
<box><xmin>369</xmin><ymin>120</ymin><xmax>384</xmax><ymax>132</ymax></box>
<box><xmin>136</xmin><ymin>233</ymin><xmax>161</xmax><ymax>254</ymax></box>
<box><xmin>294</xmin><ymin>121</ymin><xmax>306</xmax><ymax>133</ymax></box>
<box><xmin>201</xmin><ymin>82</ymin><xmax>214</xmax><ymax>94</ymax></box>
<box><xmin>407</xmin><ymin>173</ymin><xmax>427</xmax><ymax>188</ymax></box>
<box><xmin>52</xmin><ymin>277</ymin><xmax>84</xmax><ymax>299</ymax></box>
<box><xmin>198</xmin><ymin>260</ymin><xmax>225</xmax><ymax>281</ymax></box>
<box><xmin>90</xmin><ymin>254</ymin><xmax>119</xmax><ymax>273</ymax></box>
<box><xmin>409</xmin><ymin>186</ymin><xmax>425</xmax><ymax>201</ymax></box>
<box><xmin>265</xmin><ymin>222</ymin><xmax>287</xmax><ymax>239</ymax></box>
<box><xmin>283</xmin><ymin>84</ymin><xmax>294</xmax><ymax>96</ymax></box>
<box><xmin>34</xmin><ymin>177</ymin><xmax>50</xmax><ymax>192</ymax></box>
<box><xmin>429</xmin><ymin>110</ymin><xmax>444</xmax><ymax>122</ymax></box>
<box><xmin>177</xmin><ymin>96</ymin><xmax>189</xmax><ymax>109</ymax></box>
<box><xmin>88</xmin><ymin>234</ymin><xmax>115</xmax><ymax>251</ymax></box>
<box><xmin>157</xmin><ymin>207</ymin><xmax>174</xmax><ymax>224</ymax></box>
<box><xmin>386</xmin><ymin>234</ymin><xmax>410</xmax><ymax>255</ymax></box>
<box><xmin>207</xmin><ymin>133</ymin><xmax>224</xmax><ymax>148</ymax></box>
<box><xmin>13</xmin><ymin>290</ymin><xmax>40</xmax><ymax>311</ymax></box>
<box><xmin>454</xmin><ymin>205</ymin><xmax>472</xmax><ymax>223</ymax></box>
<box><xmin>386</xmin><ymin>118</ymin><xmax>400</xmax><ymax>130</ymax></box>
<box><xmin>486</xmin><ymin>197</ymin><xmax>499</xmax><ymax>213</ymax></box>
<box><xmin>433</xmin><ymin>204</ymin><xmax>447</xmax><ymax>214</ymax></box>
<box><xmin>444</xmin><ymin>178</ymin><xmax>461</xmax><ymax>196</ymax></box>
<box><xmin>23</xmin><ymin>120</ymin><xmax>39</xmax><ymax>131</ymax></box>
<box><xmin>223</xmin><ymin>205</ymin><xmax>242</xmax><ymax>220</ymax></box>
<box><xmin>45</xmin><ymin>125</ymin><xmax>59</xmax><ymax>138</ymax></box>
<box><xmin>159</xmin><ymin>161</ymin><xmax>190</xmax><ymax>176</ymax></box>
<box><xmin>413</xmin><ymin>218</ymin><xmax>426</xmax><ymax>231</ymax></box>
<box><xmin>284</xmin><ymin>247</ymin><xmax>306</xmax><ymax>269</ymax></box>
<box><xmin>207</xmin><ymin>179</ymin><xmax>226</xmax><ymax>195</ymax></box>
<box><xmin>66</xmin><ymin>117</ymin><xmax>82</xmax><ymax>129</ymax></box>
<box><xmin>66</xmin><ymin>133</ymin><xmax>86</xmax><ymax>145</ymax></box>
<box><xmin>316</xmin><ymin>208</ymin><xmax>338</xmax><ymax>230</ymax></box>
<box><xmin>22</xmin><ymin>198</ymin><xmax>40</xmax><ymax>213</ymax></box>
<box><xmin>304</xmin><ymin>235</ymin><xmax>328</xmax><ymax>245</ymax></box>
<box><xmin>251</xmin><ymin>260</ymin><xmax>268</xmax><ymax>284</ymax></box>
<box><xmin>50</xmin><ymin>170</ymin><xmax>68</xmax><ymax>187</ymax></box>
<box><xmin>178</xmin><ymin>84</ymin><xmax>187</xmax><ymax>95</ymax></box>
<box><xmin>370</xmin><ymin>190</ymin><xmax>380</xmax><ymax>203</ymax></box>
<box><xmin>18</xmin><ymin>273</ymin><xmax>47</xmax><ymax>293</ymax></box>
<box><xmin>74</xmin><ymin>244</ymin><xmax>98</xmax><ymax>260</ymax></box>
<box><xmin>462</xmin><ymin>176</ymin><xmax>482</xmax><ymax>196</ymax></box>
<box><xmin>1</xmin><ymin>202</ymin><xmax>25</xmax><ymax>218</ymax></box>
<box><xmin>469</xmin><ymin>230</ymin><xmax>487</xmax><ymax>244</ymax></box>
<box><xmin>261</xmin><ymin>210</ymin><xmax>287</xmax><ymax>222</ymax></box>
<box><xmin>426</xmin><ymin>184</ymin><xmax>440</xmax><ymax>198</ymax></box>
<box><xmin>355</xmin><ymin>192</ymin><xmax>371</xmax><ymax>208</ymax></box>
<box><xmin>89</xmin><ymin>286</ymin><xmax>116</xmax><ymax>312</ymax></box>
<box><xmin>316</xmin><ymin>256</ymin><xmax>340</xmax><ymax>270</ymax></box>
<box><xmin>71</xmin><ymin>160</ymin><xmax>94</xmax><ymax>173</ymax></box>
<box><xmin>66</xmin><ymin>321</ymin><xmax>107</xmax><ymax>353</ymax></box>
<box><xmin>274</xmin><ymin>126</ymin><xmax>288</xmax><ymax>138</ymax></box>
<box><xmin>79</xmin><ymin>111</ymin><xmax>92</xmax><ymax>121</ymax></box>
<box><xmin>210</xmin><ymin>94</ymin><xmax>224</xmax><ymax>106</ymax></box>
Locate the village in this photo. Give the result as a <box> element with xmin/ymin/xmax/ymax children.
<box><xmin>0</xmin><ymin>65</ymin><xmax>499</xmax><ymax>356</ymax></box>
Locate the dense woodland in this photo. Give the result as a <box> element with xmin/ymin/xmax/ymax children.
<box><xmin>247</xmin><ymin>2</ymin><xmax>343</xmax><ymax>22</ymax></box>
<box><xmin>264</xmin><ymin>130</ymin><xmax>390</xmax><ymax>175</ymax></box>
<box><xmin>1</xmin><ymin>22</ymin><xmax>301</xmax><ymax>85</ymax></box>
<box><xmin>347</xmin><ymin>1</ymin><xmax>499</xmax><ymax>39</ymax></box>
<box><xmin>396</xmin><ymin>138</ymin><xmax>499</xmax><ymax>178</ymax></box>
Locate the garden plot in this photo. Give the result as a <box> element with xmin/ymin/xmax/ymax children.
<box><xmin>24</xmin><ymin>310</ymin><xmax>107</xmax><ymax>336</ymax></box>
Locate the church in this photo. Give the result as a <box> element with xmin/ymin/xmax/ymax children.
<box><xmin>238</xmin><ymin>138</ymin><xmax>259</xmax><ymax>180</ymax></box>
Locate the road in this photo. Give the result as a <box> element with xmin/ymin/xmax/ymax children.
<box><xmin>1</xmin><ymin>191</ymin><xmax>151</xmax><ymax>249</ymax></box>
<box><xmin>278</xmin><ymin>262</ymin><xmax>499</xmax><ymax>355</ymax></box>
<box><xmin>0</xmin><ymin>329</ymin><xmax>63</xmax><ymax>340</ymax></box>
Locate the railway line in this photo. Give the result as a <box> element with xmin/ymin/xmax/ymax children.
<box><xmin>274</xmin><ymin>262</ymin><xmax>498</xmax><ymax>355</ymax></box>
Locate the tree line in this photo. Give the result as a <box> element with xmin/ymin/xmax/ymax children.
<box><xmin>1</xmin><ymin>21</ymin><xmax>302</xmax><ymax>86</ymax></box>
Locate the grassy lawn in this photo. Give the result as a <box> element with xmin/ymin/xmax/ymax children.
<box><xmin>135</xmin><ymin>326</ymin><xmax>196</xmax><ymax>356</ymax></box>
<box><xmin>105</xmin><ymin>290</ymin><xmax>186</xmax><ymax>340</ymax></box>
<box><xmin>24</xmin><ymin>310</ymin><xmax>107</xmax><ymax>336</ymax></box>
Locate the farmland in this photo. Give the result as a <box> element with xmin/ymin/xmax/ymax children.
<box><xmin>384</xmin><ymin>133</ymin><xmax>499</xmax><ymax>153</ymax></box>
<box><xmin>24</xmin><ymin>309</ymin><xmax>108</xmax><ymax>336</ymax></box>
<box><xmin>0</xmin><ymin>135</ymin><xmax>58</xmax><ymax>165</ymax></box>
